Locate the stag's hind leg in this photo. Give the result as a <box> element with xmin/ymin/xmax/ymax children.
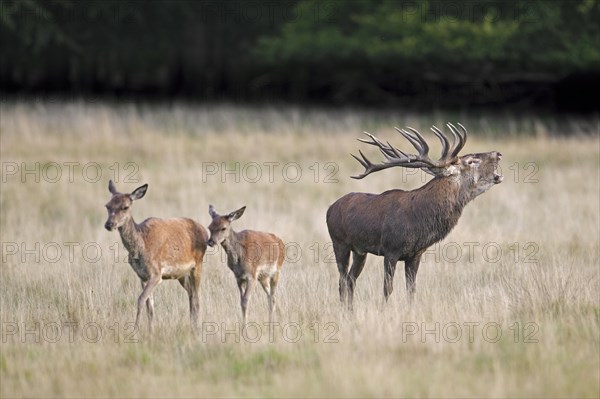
<box><xmin>347</xmin><ymin>251</ymin><xmax>367</xmax><ymax>311</ymax></box>
<box><xmin>332</xmin><ymin>241</ymin><xmax>351</xmax><ymax>306</ymax></box>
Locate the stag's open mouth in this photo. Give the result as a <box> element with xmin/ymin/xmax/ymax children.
<box><xmin>493</xmin><ymin>163</ymin><xmax>503</xmax><ymax>183</ymax></box>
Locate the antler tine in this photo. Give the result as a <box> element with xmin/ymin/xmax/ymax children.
<box><xmin>430</xmin><ymin>126</ymin><xmax>450</xmax><ymax>159</ymax></box>
<box><xmin>445</xmin><ymin>123</ymin><xmax>461</xmax><ymax>156</ymax></box>
<box><xmin>351</xmin><ymin>150</ymin><xmax>397</xmax><ymax>179</ymax></box>
<box><xmin>358</xmin><ymin>132</ymin><xmax>403</xmax><ymax>160</ymax></box>
<box><xmin>357</xmin><ymin>131</ymin><xmax>385</xmax><ymax>147</ymax></box>
<box><xmin>446</xmin><ymin>123</ymin><xmax>466</xmax><ymax>158</ymax></box>
<box><xmin>350</xmin><ymin>149</ymin><xmax>370</xmax><ymax>169</ymax></box>
<box><xmin>386</xmin><ymin>141</ymin><xmax>409</xmax><ymax>159</ymax></box>
<box><xmin>394</xmin><ymin>127</ymin><xmax>423</xmax><ymax>154</ymax></box>
<box><xmin>405</xmin><ymin>127</ymin><xmax>430</xmax><ymax>155</ymax></box>
<box><xmin>457</xmin><ymin>122</ymin><xmax>468</xmax><ymax>147</ymax></box>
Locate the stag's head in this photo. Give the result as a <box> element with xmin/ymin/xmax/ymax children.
<box><xmin>352</xmin><ymin>123</ymin><xmax>503</xmax><ymax>200</ymax></box>
<box><xmin>104</xmin><ymin>180</ymin><xmax>148</xmax><ymax>231</ymax></box>
<box><xmin>207</xmin><ymin>205</ymin><xmax>246</xmax><ymax>247</ymax></box>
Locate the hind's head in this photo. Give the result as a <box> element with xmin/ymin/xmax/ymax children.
<box><xmin>104</xmin><ymin>180</ymin><xmax>148</xmax><ymax>231</ymax></box>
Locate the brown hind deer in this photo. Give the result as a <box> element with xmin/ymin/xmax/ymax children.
<box><xmin>327</xmin><ymin>123</ymin><xmax>503</xmax><ymax>310</ymax></box>
<box><xmin>104</xmin><ymin>180</ymin><xmax>208</xmax><ymax>332</ymax></box>
<box><xmin>207</xmin><ymin>205</ymin><xmax>284</xmax><ymax>324</ymax></box>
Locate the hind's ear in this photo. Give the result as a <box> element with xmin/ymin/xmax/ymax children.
<box><xmin>227</xmin><ymin>206</ymin><xmax>246</xmax><ymax>222</ymax></box>
<box><xmin>209</xmin><ymin>204</ymin><xmax>219</xmax><ymax>218</ymax></box>
<box><xmin>130</xmin><ymin>184</ymin><xmax>148</xmax><ymax>201</ymax></box>
<box><xmin>108</xmin><ymin>180</ymin><xmax>118</xmax><ymax>195</ymax></box>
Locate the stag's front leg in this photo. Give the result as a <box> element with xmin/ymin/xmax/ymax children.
<box><xmin>383</xmin><ymin>255</ymin><xmax>398</xmax><ymax>302</ymax></box>
<box><xmin>405</xmin><ymin>255</ymin><xmax>422</xmax><ymax>302</ymax></box>
<box><xmin>136</xmin><ymin>275</ymin><xmax>161</xmax><ymax>332</ymax></box>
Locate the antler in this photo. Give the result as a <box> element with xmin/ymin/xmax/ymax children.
<box><xmin>351</xmin><ymin>123</ymin><xmax>468</xmax><ymax>179</ymax></box>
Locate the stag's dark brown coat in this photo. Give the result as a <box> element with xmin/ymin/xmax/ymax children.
<box><xmin>327</xmin><ymin>124</ymin><xmax>503</xmax><ymax>309</ymax></box>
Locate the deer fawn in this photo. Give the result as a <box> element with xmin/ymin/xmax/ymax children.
<box><xmin>104</xmin><ymin>180</ymin><xmax>208</xmax><ymax>332</ymax></box>
<box><xmin>207</xmin><ymin>205</ymin><xmax>284</xmax><ymax>324</ymax></box>
<box><xmin>327</xmin><ymin>123</ymin><xmax>503</xmax><ymax>310</ymax></box>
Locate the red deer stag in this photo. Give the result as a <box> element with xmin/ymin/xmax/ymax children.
<box><xmin>207</xmin><ymin>205</ymin><xmax>285</xmax><ymax>324</ymax></box>
<box><xmin>104</xmin><ymin>180</ymin><xmax>208</xmax><ymax>332</ymax></box>
<box><xmin>327</xmin><ymin>123</ymin><xmax>503</xmax><ymax>310</ymax></box>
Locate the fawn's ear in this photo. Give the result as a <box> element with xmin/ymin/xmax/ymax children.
<box><xmin>209</xmin><ymin>204</ymin><xmax>219</xmax><ymax>218</ymax></box>
<box><xmin>108</xmin><ymin>180</ymin><xmax>118</xmax><ymax>195</ymax></box>
<box><xmin>228</xmin><ymin>206</ymin><xmax>246</xmax><ymax>222</ymax></box>
<box><xmin>129</xmin><ymin>184</ymin><xmax>148</xmax><ymax>201</ymax></box>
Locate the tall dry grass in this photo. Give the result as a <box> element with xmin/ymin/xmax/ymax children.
<box><xmin>0</xmin><ymin>101</ymin><xmax>598</xmax><ymax>398</ymax></box>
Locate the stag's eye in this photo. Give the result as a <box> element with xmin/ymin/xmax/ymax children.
<box><xmin>220</xmin><ymin>227</ymin><xmax>226</xmax><ymax>231</ymax></box>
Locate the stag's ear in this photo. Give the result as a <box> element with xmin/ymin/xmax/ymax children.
<box><xmin>129</xmin><ymin>184</ymin><xmax>148</xmax><ymax>201</ymax></box>
<box><xmin>228</xmin><ymin>206</ymin><xmax>246</xmax><ymax>222</ymax></box>
<box><xmin>108</xmin><ymin>180</ymin><xmax>118</xmax><ymax>195</ymax></box>
<box><xmin>209</xmin><ymin>204</ymin><xmax>219</xmax><ymax>218</ymax></box>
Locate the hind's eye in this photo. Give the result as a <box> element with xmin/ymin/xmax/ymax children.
<box><xmin>220</xmin><ymin>227</ymin><xmax>226</xmax><ymax>231</ymax></box>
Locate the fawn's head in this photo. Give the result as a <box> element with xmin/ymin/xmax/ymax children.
<box><xmin>104</xmin><ymin>180</ymin><xmax>148</xmax><ymax>231</ymax></box>
<box><xmin>207</xmin><ymin>205</ymin><xmax>246</xmax><ymax>247</ymax></box>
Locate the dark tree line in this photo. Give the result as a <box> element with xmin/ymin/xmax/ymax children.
<box><xmin>1</xmin><ymin>0</ymin><xmax>599</xmax><ymax>110</ymax></box>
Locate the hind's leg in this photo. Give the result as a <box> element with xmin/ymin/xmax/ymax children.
<box><xmin>259</xmin><ymin>272</ymin><xmax>279</xmax><ymax>324</ymax></box>
<box><xmin>141</xmin><ymin>280</ymin><xmax>155</xmax><ymax>330</ymax></box>
<box><xmin>188</xmin><ymin>259</ymin><xmax>203</xmax><ymax>331</ymax></box>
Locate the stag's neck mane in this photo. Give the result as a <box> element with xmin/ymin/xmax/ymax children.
<box><xmin>118</xmin><ymin>217</ymin><xmax>145</xmax><ymax>256</ymax></box>
<box><xmin>405</xmin><ymin>176</ymin><xmax>471</xmax><ymax>242</ymax></box>
<box><xmin>417</xmin><ymin>174</ymin><xmax>472</xmax><ymax>210</ymax></box>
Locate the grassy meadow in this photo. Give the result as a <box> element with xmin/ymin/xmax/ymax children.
<box><xmin>0</xmin><ymin>101</ymin><xmax>599</xmax><ymax>398</ymax></box>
